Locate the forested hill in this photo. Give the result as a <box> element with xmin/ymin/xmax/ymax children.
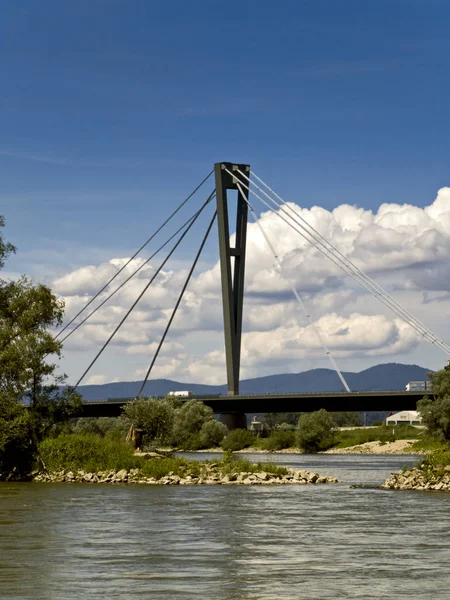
<box><xmin>78</xmin><ymin>363</ymin><xmax>432</xmax><ymax>400</ymax></box>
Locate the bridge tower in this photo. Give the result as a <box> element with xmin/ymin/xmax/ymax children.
<box><xmin>215</xmin><ymin>162</ymin><xmax>250</xmax><ymax>429</ymax></box>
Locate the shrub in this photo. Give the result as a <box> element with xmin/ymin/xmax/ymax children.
<box><xmin>331</xmin><ymin>412</ymin><xmax>361</xmax><ymax>427</ymax></box>
<box><xmin>296</xmin><ymin>409</ymin><xmax>336</xmax><ymax>452</ymax></box>
<box><xmin>0</xmin><ymin>404</ymin><xmax>35</xmax><ymax>480</ymax></box>
<box><xmin>73</xmin><ymin>417</ymin><xmax>127</xmax><ymax>439</ymax></box>
<box><xmin>199</xmin><ymin>420</ymin><xmax>228</xmax><ymax>448</ymax></box>
<box><xmin>218</xmin><ymin>451</ymin><xmax>288</xmax><ymax>476</ymax></box>
<box><xmin>122</xmin><ymin>397</ymin><xmax>174</xmax><ymax>445</ymax></box>
<box><xmin>172</xmin><ymin>400</ymin><xmax>215</xmax><ymax>447</ymax></box>
<box><xmin>418</xmin><ymin>396</ymin><xmax>450</xmax><ymax>441</ymax></box>
<box><xmin>38</xmin><ymin>434</ymin><xmax>138</xmax><ymax>473</ymax></box>
<box><xmin>259</xmin><ymin>430</ymin><xmax>296</xmax><ymax>451</ymax></box>
<box><xmin>221</xmin><ymin>429</ymin><xmax>255</xmax><ymax>451</ymax></box>
<box><xmin>177</xmin><ymin>433</ymin><xmax>204</xmax><ymax>451</ymax></box>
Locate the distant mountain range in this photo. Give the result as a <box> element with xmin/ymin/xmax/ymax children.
<box><xmin>78</xmin><ymin>362</ymin><xmax>433</xmax><ymax>400</ymax></box>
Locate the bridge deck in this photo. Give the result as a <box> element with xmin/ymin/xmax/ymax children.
<box><xmin>79</xmin><ymin>390</ymin><xmax>428</xmax><ymax>418</ymax></box>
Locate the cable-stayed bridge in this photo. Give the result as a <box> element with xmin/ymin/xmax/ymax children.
<box><xmin>58</xmin><ymin>162</ymin><xmax>448</xmax><ymax>425</ymax></box>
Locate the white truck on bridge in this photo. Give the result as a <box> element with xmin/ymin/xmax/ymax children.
<box><xmin>405</xmin><ymin>381</ymin><xmax>432</xmax><ymax>392</ymax></box>
<box><xmin>167</xmin><ymin>390</ymin><xmax>194</xmax><ymax>398</ymax></box>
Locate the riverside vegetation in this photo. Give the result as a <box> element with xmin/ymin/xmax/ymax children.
<box><xmin>0</xmin><ymin>217</ymin><xmax>337</xmax><ymax>485</ymax></box>
<box><xmin>1</xmin><ymin>214</ymin><xmax>450</xmax><ymax>489</ymax></box>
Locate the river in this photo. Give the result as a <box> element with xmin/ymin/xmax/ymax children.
<box><xmin>1</xmin><ymin>454</ymin><xmax>450</xmax><ymax>599</ymax></box>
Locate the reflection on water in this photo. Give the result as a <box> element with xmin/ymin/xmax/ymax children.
<box><xmin>1</xmin><ymin>454</ymin><xmax>450</xmax><ymax>599</ymax></box>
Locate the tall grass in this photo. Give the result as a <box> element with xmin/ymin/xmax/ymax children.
<box><xmin>39</xmin><ymin>434</ymin><xmax>139</xmax><ymax>473</ymax></box>
<box><xmin>37</xmin><ymin>434</ymin><xmax>288</xmax><ymax>478</ymax></box>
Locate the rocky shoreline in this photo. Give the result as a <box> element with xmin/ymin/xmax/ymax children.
<box><xmin>382</xmin><ymin>466</ymin><xmax>450</xmax><ymax>491</ymax></box>
<box><xmin>33</xmin><ymin>465</ymin><xmax>338</xmax><ymax>486</ymax></box>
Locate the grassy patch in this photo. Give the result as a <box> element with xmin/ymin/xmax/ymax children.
<box><xmin>332</xmin><ymin>425</ymin><xmax>420</xmax><ymax>449</ymax></box>
<box><xmin>256</xmin><ymin>431</ymin><xmax>296</xmax><ymax>452</ymax></box>
<box><xmin>419</xmin><ymin>447</ymin><xmax>450</xmax><ymax>472</ymax></box>
<box><xmin>39</xmin><ymin>434</ymin><xmax>139</xmax><ymax>473</ymax></box>
<box><xmin>218</xmin><ymin>451</ymin><xmax>288</xmax><ymax>476</ymax></box>
<box><xmin>37</xmin><ymin>434</ymin><xmax>288</xmax><ymax>479</ymax></box>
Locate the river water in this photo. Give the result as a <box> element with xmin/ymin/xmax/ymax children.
<box><xmin>1</xmin><ymin>454</ymin><xmax>450</xmax><ymax>600</ymax></box>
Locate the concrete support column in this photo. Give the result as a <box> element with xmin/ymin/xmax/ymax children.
<box><xmin>220</xmin><ymin>412</ymin><xmax>247</xmax><ymax>430</ymax></box>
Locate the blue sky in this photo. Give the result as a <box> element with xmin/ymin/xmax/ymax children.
<box><xmin>1</xmin><ymin>1</ymin><xmax>450</xmax><ymax>383</ymax></box>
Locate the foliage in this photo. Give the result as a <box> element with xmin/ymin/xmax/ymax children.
<box><xmin>39</xmin><ymin>433</ymin><xmax>138</xmax><ymax>473</ymax></box>
<box><xmin>420</xmin><ymin>447</ymin><xmax>450</xmax><ymax>472</ymax></box>
<box><xmin>258</xmin><ymin>430</ymin><xmax>296</xmax><ymax>451</ymax></box>
<box><xmin>331</xmin><ymin>412</ymin><xmax>361</xmax><ymax>427</ymax></box>
<box><xmin>199</xmin><ymin>419</ymin><xmax>228</xmax><ymax>448</ymax></box>
<box><xmin>417</xmin><ymin>396</ymin><xmax>450</xmax><ymax>441</ymax></box>
<box><xmin>37</xmin><ymin>434</ymin><xmax>289</xmax><ymax>479</ymax></box>
<box><xmin>0</xmin><ymin>216</ymin><xmax>15</xmax><ymax>269</ymax></box>
<box><xmin>122</xmin><ymin>397</ymin><xmax>174</xmax><ymax>445</ymax></box>
<box><xmin>171</xmin><ymin>399</ymin><xmax>215</xmax><ymax>447</ymax></box>
<box><xmin>428</xmin><ymin>363</ymin><xmax>450</xmax><ymax>399</ymax></box>
<box><xmin>0</xmin><ymin>396</ymin><xmax>35</xmax><ymax>479</ymax></box>
<box><xmin>333</xmin><ymin>424</ymin><xmax>420</xmax><ymax>449</ymax></box>
<box><xmin>0</xmin><ymin>218</ymin><xmax>80</xmax><ymax>479</ymax></box>
<box><xmin>219</xmin><ymin>450</ymin><xmax>288</xmax><ymax>476</ymax></box>
<box><xmin>296</xmin><ymin>409</ymin><xmax>336</xmax><ymax>452</ymax></box>
<box><xmin>221</xmin><ymin>428</ymin><xmax>255</xmax><ymax>451</ymax></box>
<box><xmin>72</xmin><ymin>417</ymin><xmax>128</xmax><ymax>439</ymax></box>
<box><xmin>413</xmin><ymin>363</ymin><xmax>450</xmax><ymax>442</ymax></box>
<box><xmin>264</xmin><ymin>412</ymin><xmax>301</xmax><ymax>428</ymax></box>
<box><xmin>410</xmin><ymin>434</ymin><xmax>448</xmax><ymax>453</ymax></box>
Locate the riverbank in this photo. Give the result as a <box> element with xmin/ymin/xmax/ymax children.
<box><xmin>176</xmin><ymin>438</ymin><xmax>425</xmax><ymax>455</ymax></box>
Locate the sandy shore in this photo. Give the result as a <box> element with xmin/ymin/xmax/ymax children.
<box><xmin>174</xmin><ymin>439</ymin><xmax>424</xmax><ymax>455</ymax></box>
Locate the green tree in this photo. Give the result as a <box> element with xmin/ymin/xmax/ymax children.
<box><xmin>0</xmin><ymin>217</ymin><xmax>15</xmax><ymax>268</ymax></box>
<box><xmin>199</xmin><ymin>419</ymin><xmax>228</xmax><ymax>448</ymax></box>
<box><xmin>418</xmin><ymin>364</ymin><xmax>450</xmax><ymax>442</ymax></box>
<box><xmin>296</xmin><ymin>409</ymin><xmax>336</xmax><ymax>452</ymax></box>
<box><xmin>172</xmin><ymin>399</ymin><xmax>215</xmax><ymax>448</ymax></box>
<box><xmin>331</xmin><ymin>412</ymin><xmax>361</xmax><ymax>427</ymax></box>
<box><xmin>0</xmin><ymin>218</ymin><xmax>80</xmax><ymax>479</ymax></box>
<box><xmin>428</xmin><ymin>363</ymin><xmax>450</xmax><ymax>399</ymax></box>
<box><xmin>417</xmin><ymin>397</ymin><xmax>450</xmax><ymax>441</ymax></box>
<box><xmin>122</xmin><ymin>397</ymin><xmax>175</xmax><ymax>446</ymax></box>
<box><xmin>221</xmin><ymin>428</ymin><xmax>255</xmax><ymax>451</ymax></box>
<box><xmin>264</xmin><ymin>412</ymin><xmax>301</xmax><ymax>428</ymax></box>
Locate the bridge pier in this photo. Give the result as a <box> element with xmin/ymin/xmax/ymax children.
<box><xmin>220</xmin><ymin>412</ymin><xmax>247</xmax><ymax>430</ymax></box>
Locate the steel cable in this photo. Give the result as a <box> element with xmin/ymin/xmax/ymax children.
<box><xmin>138</xmin><ymin>211</ymin><xmax>217</xmax><ymax>396</ymax></box>
<box><xmin>229</xmin><ymin>168</ymin><xmax>450</xmax><ymax>357</ymax></box>
<box><xmin>72</xmin><ymin>192</ymin><xmax>213</xmax><ymax>389</ymax></box>
<box><xmin>59</xmin><ymin>192</ymin><xmax>215</xmax><ymax>345</ymax></box>
<box><xmin>55</xmin><ymin>170</ymin><xmax>213</xmax><ymax>340</ymax></box>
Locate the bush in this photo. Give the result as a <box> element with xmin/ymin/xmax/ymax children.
<box><xmin>221</xmin><ymin>429</ymin><xmax>255</xmax><ymax>451</ymax></box>
<box><xmin>172</xmin><ymin>400</ymin><xmax>215</xmax><ymax>447</ymax></box>
<box><xmin>259</xmin><ymin>430</ymin><xmax>296</xmax><ymax>451</ymax></box>
<box><xmin>38</xmin><ymin>433</ymin><xmax>205</xmax><ymax>478</ymax></box>
<box><xmin>39</xmin><ymin>434</ymin><xmax>138</xmax><ymax>473</ymax></box>
<box><xmin>418</xmin><ymin>396</ymin><xmax>450</xmax><ymax>441</ymax></box>
<box><xmin>73</xmin><ymin>417</ymin><xmax>127</xmax><ymax>439</ymax></box>
<box><xmin>296</xmin><ymin>409</ymin><xmax>336</xmax><ymax>452</ymax></box>
<box><xmin>199</xmin><ymin>420</ymin><xmax>228</xmax><ymax>448</ymax></box>
<box><xmin>0</xmin><ymin>404</ymin><xmax>35</xmax><ymax>480</ymax></box>
<box><xmin>177</xmin><ymin>433</ymin><xmax>204</xmax><ymax>451</ymax></box>
<box><xmin>122</xmin><ymin>397</ymin><xmax>174</xmax><ymax>445</ymax></box>
<box><xmin>331</xmin><ymin>412</ymin><xmax>361</xmax><ymax>427</ymax></box>
<box><xmin>219</xmin><ymin>451</ymin><xmax>288</xmax><ymax>476</ymax></box>
<box><xmin>420</xmin><ymin>447</ymin><xmax>450</xmax><ymax>472</ymax></box>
